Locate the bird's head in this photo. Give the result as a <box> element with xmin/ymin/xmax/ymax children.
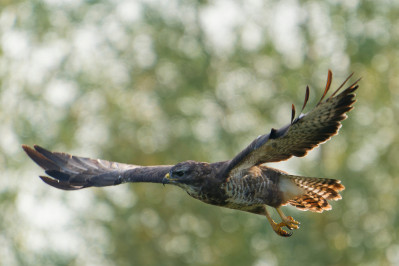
<box><xmin>162</xmin><ymin>161</ymin><xmax>211</xmax><ymax>190</ymax></box>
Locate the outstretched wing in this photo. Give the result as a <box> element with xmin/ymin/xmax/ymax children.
<box><xmin>224</xmin><ymin>71</ymin><xmax>360</xmax><ymax>176</ymax></box>
<box><xmin>23</xmin><ymin>145</ymin><xmax>172</xmax><ymax>190</ymax></box>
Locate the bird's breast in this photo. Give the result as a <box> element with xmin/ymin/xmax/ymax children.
<box><xmin>221</xmin><ymin>171</ymin><xmax>282</xmax><ymax>208</ymax></box>
<box><xmin>181</xmin><ymin>180</ymin><xmax>229</xmax><ymax>206</ymax></box>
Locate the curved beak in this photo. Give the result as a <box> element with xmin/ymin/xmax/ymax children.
<box><xmin>162</xmin><ymin>173</ymin><xmax>171</xmax><ymax>186</ymax></box>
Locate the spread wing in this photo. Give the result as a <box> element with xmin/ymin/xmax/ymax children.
<box><xmin>224</xmin><ymin>71</ymin><xmax>360</xmax><ymax>176</ymax></box>
<box><xmin>23</xmin><ymin>145</ymin><xmax>172</xmax><ymax>190</ymax></box>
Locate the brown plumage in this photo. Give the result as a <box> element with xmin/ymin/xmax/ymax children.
<box><xmin>284</xmin><ymin>175</ymin><xmax>345</xmax><ymax>212</ymax></box>
<box><xmin>23</xmin><ymin>71</ymin><xmax>359</xmax><ymax>237</ymax></box>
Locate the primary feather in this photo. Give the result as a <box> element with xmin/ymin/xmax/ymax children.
<box><xmin>22</xmin><ymin>145</ymin><xmax>172</xmax><ymax>190</ymax></box>
<box><xmin>224</xmin><ymin>70</ymin><xmax>360</xmax><ymax>176</ymax></box>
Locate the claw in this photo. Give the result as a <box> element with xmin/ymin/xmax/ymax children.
<box><xmin>276</xmin><ymin>208</ymin><xmax>300</xmax><ymax>230</ymax></box>
<box><xmin>283</xmin><ymin>216</ymin><xmax>300</xmax><ymax>230</ymax></box>
<box><xmin>263</xmin><ymin>206</ymin><xmax>300</xmax><ymax>237</ymax></box>
<box><xmin>274</xmin><ymin>222</ymin><xmax>293</xmax><ymax>237</ymax></box>
<box><xmin>264</xmin><ymin>206</ymin><xmax>301</xmax><ymax>237</ymax></box>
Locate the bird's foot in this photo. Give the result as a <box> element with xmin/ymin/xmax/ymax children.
<box><xmin>269</xmin><ymin>217</ymin><xmax>300</xmax><ymax>237</ymax></box>
<box><xmin>281</xmin><ymin>216</ymin><xmax>300</xmax><ymax>230</ymax></box>
<box><xmin>264</xmin><ymin>206</ymin><xmax>300</xmax><ymax>237</ymax></box>
<box><xmin>276</xmin><ymin>208</ymin><xmax>300</xmax><ymax>230</ymax></box>
<box><xmin>270</xmin><ymin>221</ymin><xmax>293</xmax><ymax>237</ymax></box>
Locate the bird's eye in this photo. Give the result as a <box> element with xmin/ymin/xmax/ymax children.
<box><xmin>174</xmin><ymin>170</ymin><xmax>185</xmax><ymax>177</ymax></box>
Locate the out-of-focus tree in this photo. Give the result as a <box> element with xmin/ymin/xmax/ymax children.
<box><xmin>1</xmin><ymin>0</ymin><xmax>398</xmax><ymax>265</ymax></box>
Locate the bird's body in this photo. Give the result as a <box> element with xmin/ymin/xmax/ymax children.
<box><xmin>181</xmin><ymin>164</ymin><xmax>288</xmax><ymax>211</ymax></box>
<box><xmin>164</xmin><ymin>162</ymin><xmax>342</xmax><ymax>215</ymax></box>
<box><xmin>222</xmin><ymin>166</ymin><xmax>284</xmax><ymax>211</ymax></box>
<box><xmin>23</xmin><ymin>71</ymin><xmax>359</xmax><ymax>237</ymax></box>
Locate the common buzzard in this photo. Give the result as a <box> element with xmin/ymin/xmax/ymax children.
<box><xmin>23</xmin><ymin>71</ymin><xmax>359</xmax><ymax>237</ymax></box>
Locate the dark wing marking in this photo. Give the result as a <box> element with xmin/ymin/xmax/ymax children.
<box><xmin>23</xmin><ymin>145</ymin><xmax>172</xmax><ymax>190</ymax></box>
<box><xmin>224</xmin><ymin>71</ymin><xmax>360</xmax><ymax>176</ymax></box>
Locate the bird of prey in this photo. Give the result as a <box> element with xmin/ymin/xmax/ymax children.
<box><xmin>23</xmin><ymin>71</ymin><xmax>359</xmax><ymax>237</ymax></box>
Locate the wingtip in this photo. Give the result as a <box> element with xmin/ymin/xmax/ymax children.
<box><xmin>22</xmin><ymin>144</ymin><xmax>60</xmax><ymax>171</ymax></box>
<box><xmin>33</xmin><ymin>144</ymin><xmax>47</xmax><ymax>153</ymax></box>
<box><xmin>39</xmin><ymin>175</ymin><xmax>54</xmax><ymax>183</ymax></box>
<box><xmin>349</xmin><ymin>77</ymin><xmax>362</xmax><ymax>91</ymax></box>
<box><xmin>22</xmin><ymin>144</ymin><xmax>45</xmax><ymax>155</ymax></box>
<box><xmin>300</xmin><ymin>86</ymin><xmax>310</xmax><ymax>113</ymax></box>
<box><xmin>291</xmin><ymin>104</ymin><xmax>296</xmax><ymax>124</ymax></box>
<box><xmin>22</xmin><ymin>144</ymin><xmax>33</xmax><ymax>153</ymax></box>
<box><xmin>39</xmin><ymin>175</ymin><xmax>82</xmax><ymax>191</ymax></box>
<box><xmin>318</xmin><ymin>70</ymin><xmax>333</xmax><ymax>105</ymax></box>
<box><xmin>22</xmin><ymin>144</ymin><xmax>37</xmax><ymax>158</ymax></box>
<box><xmin>329</xmin><ymin>72</ymin><xmax>356</xmax><ymax>98</ymax></box>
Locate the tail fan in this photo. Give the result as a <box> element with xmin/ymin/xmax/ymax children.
<box><xmin>285</xmin><ymin>175</ymin><xmax>345</xmax><ymax>213</ymax></box>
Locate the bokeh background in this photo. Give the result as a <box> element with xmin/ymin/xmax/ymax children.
<box><xmin>1</xmin><ymin>0</ymin><xmax>398</xmax><ymax>265</ymax></box>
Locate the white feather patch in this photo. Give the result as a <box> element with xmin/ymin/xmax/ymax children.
<box><xmin>279</xmin><ymin>177</ymin><xmax>306</xmax><ymax>202</ymax></box>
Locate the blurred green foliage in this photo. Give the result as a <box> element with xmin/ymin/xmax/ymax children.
<box><xmin>1</xmin><ymin>0</ymin><xmax>398</xmax><ymax>265</ymax></box>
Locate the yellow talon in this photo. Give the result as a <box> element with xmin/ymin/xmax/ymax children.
<box><xmin>277</xmin><ymin>208</ymin><xmax>300</xmax><ymax>229</ymax></box>
<box><xmin>264</xmin><ymin>206</ymin><xmax>300</xmax><ymax>237</ymax></box>
<box><xmin>284</xmin><ymin>216</ymin><xmax>300</xmax><ymax>230</ymax></box>
<box><xmin>274</xmin><ymin>222</ymin><xmax>293</xmax><ymax>237</ymax></box>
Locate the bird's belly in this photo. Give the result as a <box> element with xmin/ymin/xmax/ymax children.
<box><xmin>223</xmin><ymin>202</ymin><xmax>266</xmax><ymax>214</ymax></box>
<box><xmin>223</xmin><ymin>194</ymin><xmax>265</xmax><ymax>208</ymax></box>
<box><xmin>221</xmin><ymin>175</ymin><xmax>282</xmax><ymax>209</ymax></box>
<box><xmin>193</xmin><ymin>192</ymin><xmax>265</xmax><ymax>214</ymax></box>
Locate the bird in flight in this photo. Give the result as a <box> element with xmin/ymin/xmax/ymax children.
<box><xmin>23</xmin><ymin>70</ymin><xmax>359</xmax><ymax>237</ymax></box>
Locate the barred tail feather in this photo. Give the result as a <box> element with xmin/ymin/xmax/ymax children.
<box><xmin>285</xmin><ymin>175</ymin><xmax>345</xmax><ymax>213</ymax></box>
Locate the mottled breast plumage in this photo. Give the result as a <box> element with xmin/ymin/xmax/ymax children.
<box><xmin>221</xmin><ymin>166</ymin><xmax>284</xmax><ymax>210</ymax></box>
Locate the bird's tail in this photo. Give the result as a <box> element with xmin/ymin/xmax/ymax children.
<box><xmin>283</xmin><ymin>175</ymin><xmax>345</xmax><ymax>213</ymax></box>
